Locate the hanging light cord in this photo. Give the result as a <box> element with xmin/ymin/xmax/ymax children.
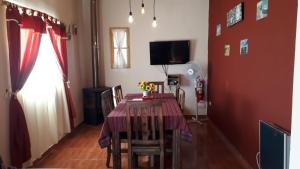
<box><xmin>129</xmin><ymin>0</ymin><xmax>132</xmax><ymax>12</ymax></box>
<box><xmin>153</xmin><ymin>0</ymin><xmax>156</xmax><ymax>17</ymax></box>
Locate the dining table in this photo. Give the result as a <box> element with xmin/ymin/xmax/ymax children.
<box><xmin>98</xmin><ymin>93</ymin><xmax>192</xmax><ymax>169</ymax></box>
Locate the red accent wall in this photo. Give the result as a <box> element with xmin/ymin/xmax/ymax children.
<box><xmin>208</xmin><ymin>0</ymin><xmax>297</xmax><ymax>168</ymax></box>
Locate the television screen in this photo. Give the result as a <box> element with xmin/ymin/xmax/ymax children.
<box><xmin>150</xmin><ymin>40</ymin><xmax>190</xmax><ymax>65</ymax></box>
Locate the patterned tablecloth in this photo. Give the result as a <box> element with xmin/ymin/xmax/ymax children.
<box><xmin>98</xmin><ymin>93</ymin><xmax>192</xmax><ymax>148</ymax></box>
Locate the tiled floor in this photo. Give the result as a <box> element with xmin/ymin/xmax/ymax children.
<box><xmin>32</xmin><ymin>120</ymin><xmax>252</xmax><ymax>169</ymax></box>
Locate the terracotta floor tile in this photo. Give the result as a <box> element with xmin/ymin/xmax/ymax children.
<box><xmin>32</xmin><ymin>120</ymin><xmax>252</xmax><ymax>169</ymax></box>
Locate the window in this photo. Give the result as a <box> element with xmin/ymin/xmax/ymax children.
<box><xmin>110</xmin><ymin>27</ymin><xmax>130</xmax><ymax>69</ymax></box>
<box><xmin>18</xmin><ymin>32</ymin><xmax>70</xmax><ymax>161</ymax></box>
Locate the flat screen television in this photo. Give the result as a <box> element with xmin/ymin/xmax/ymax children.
<box><xmin>150</xmin><ymin>40</ymin><xmax>190</xmax><ymax>65</ymax></box>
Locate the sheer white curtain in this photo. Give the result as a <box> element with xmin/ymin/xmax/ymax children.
<box><xmin>113</xmin><ymin>30</ymin><xmax>128</xmax><ymax>68</ymax></box>
<box><xmin>17</xmin><ymin>33</ymin><xmax>70</xmax><ymax>162</ymax></box>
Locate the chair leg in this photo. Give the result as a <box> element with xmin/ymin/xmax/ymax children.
<box><xmin>133</xmin><ymin>153</ymin><xmax>138</xmax><ymax>168</ymax></box>
<box><xmin>128</xmin><ymin>151</ymin><xmax>132</xmax><ymax>169</ymax></box>
<box><xmin>150</xmin><ymin>155</ymin><xmax>155</xmax><ymax>167</ymax></box>
<box><xmin>160</xmin><ymin>151</ymin><xmax>164</xmax><ymax>169</ymax></box>
<box><xmin>106</xmin><ymin>146</ymin><xmax>112</xmax><ymax>168</ymax></box>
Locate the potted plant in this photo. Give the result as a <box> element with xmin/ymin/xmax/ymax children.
<box><xmin>139</xmin><ymin>81</ymin><xmax>155</xmax><ymax>97</ymax></box>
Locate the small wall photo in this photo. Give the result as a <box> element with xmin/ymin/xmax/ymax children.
<box><xmin>257</xmin><ymin>0</ymin><xmax>268</xmax><ymax>20</ymax></box>
<box><xmin>227</xmin><ymin>2</ymin><xmax>244</xmax><ymax>27</ymax></box>
<box><xmin>224</xmin><ymin>44</ymin><xmax>230</xmax><ymax>56</ymax></box>
<box><xmin>240</xmin><ymin>39</ymin><xmax>248</xmax><ymax>55</ymax></box>
<box><xmin>216</xmin><ymin>24</ymin><xmax>221</xmax><ymax>36</ymax></box>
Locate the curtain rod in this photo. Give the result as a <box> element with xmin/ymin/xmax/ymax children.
<box><xmin>1</xmin><ymin>0</ymin><xmax>65</xmax><ymax>26</ymax></box>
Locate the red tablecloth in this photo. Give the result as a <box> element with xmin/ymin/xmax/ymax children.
<box><xmin>98</xmin><ymin>93</ymin><xmax>192</xmax><ymax>148</ymax></box>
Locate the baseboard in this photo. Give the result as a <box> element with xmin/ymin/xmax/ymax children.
<box><xmin>209</xmin><ymin>121</ymin><xmax>254</xmax><ymax>169</ymax></box>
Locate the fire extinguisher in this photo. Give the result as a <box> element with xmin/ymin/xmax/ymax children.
<box><xmin>195</xmin><ymin>80</ymin><xmax>205</xmax><ymax>103</ymax></box>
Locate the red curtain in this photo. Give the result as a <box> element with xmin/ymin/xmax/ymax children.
<box><xmin>48</xmin><ymin>25</ymin><xmax>76</xmax><ymax>129</ymax></box>
<box><xmin>6</xmin><ymin>6</ymin><xmax>43</xmax><ymax>167</ymax></box>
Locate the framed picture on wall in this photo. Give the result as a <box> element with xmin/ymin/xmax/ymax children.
<box><xmin>216</xmin><ymin>24</ymin><xmax>221</xmax><ymax>36</ymax></box>
<box><xmin>240</xmin><ymin>39</ymin><xmax>249</xmax><ymax>55</ymax></box>
<box><xmin>224</xmin><ymin>44</ymin><xmax>230</xmax><ymax>56</ymax></box>
<box><xmin>227</xmin><ymin>2</ymin><xmax>244</xmax><ymax>27</ymax></box>
<box><xmin>257</xmin><ymin>0</ymin><xmax>268</xmax><ymax>20</ymax></box>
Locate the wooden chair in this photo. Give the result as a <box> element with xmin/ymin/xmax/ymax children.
<box><xmin>175</xmin><ymin>85</ymin><xmax>180</xmax><ymax>100</ymax></box>
<box><xmin>126</xmin><ymin>100</ymin><xmax>165</xmax><ymax>169</ymax></box>
<box><xmin>176</xmin><ymin>87</ymin><xmax>185</xmax><ymax>111</ymax></box>
<box><xmin>113</xmin><ymin>85</ymin><xmax>123</xmax><ymax>105</ymax></box>
<box><xmin>101</xmin><ymin>89</ymin><xmax>114</xmax><ymax>119</ymax></box>
<box><xmin>149</xmin><ymin>81</ymin><xmax>164</xmax><ymax>93</ymax></box>
<box><xmin>101</xmin><ymin>89</ymin><xmax>127</xmax><ymax>168</ymax></box>
<box><xmin>101</xmin><ymin>89</ymin><xmax>114</xmax><ymax>168</ymax></box>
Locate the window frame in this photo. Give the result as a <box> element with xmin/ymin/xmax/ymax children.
<box><xmin>109</xmin><ymin>27</ymin><xmax>131</xmax><ymax>69</ymax></box>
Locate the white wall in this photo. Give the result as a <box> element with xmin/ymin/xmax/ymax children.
<box><xmin>289</xmin><ymin>1</ymin><xmax>300</xmax><ymax>168</ymax></box>
<box><xmin>77</xmin><ymin>0</ymin><xmax>94</xmax><ymax>87</ymax></box>
<box><xmin>100</xmin><ymin>0</ymin><xmax>209</xmax><ymax>115</ymax></box>
<box><xmin>0</xmin><ymin>0</ymin><xmax>86</xmax><ymax>164</ymax></box>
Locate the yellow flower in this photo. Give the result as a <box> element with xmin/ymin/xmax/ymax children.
<box><xmin>146</xmin><ymin>86</ymin><xmax>151</xmax><ymax>91</ymax></box>
<box><xmin>146</xmin><ymin>83</ymin><xmax>153</xmax><ymax>91</ymax></box>
<box><xmin>139</xmin><ymin>81</ymin><xmax>146</xmax><ymax>89</ymax></box>
<box><xmin>139</xmin><ymin>81</ymin><xmax>156</xmax><ymax>91</ymax></box>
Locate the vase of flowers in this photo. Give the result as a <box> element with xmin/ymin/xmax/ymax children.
<box><xmin>143</xmin><ymin>91</ymin><xmax>151</xmax><ymax>97</ymax></box>
<box><xmin>139</xmin><ymin>81</ymin><xmax>155</xmax><ymax>97</ymax></box>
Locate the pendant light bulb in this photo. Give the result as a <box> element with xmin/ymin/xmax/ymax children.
<box><xmin>141</xmin><ymin>3</ymin><xmax>145</xmax><ymax>14</ymax></box>
<box><xmin>128</xmin><ymin>12</ymin><xmax>133</xmax><ymax>23</ymax></box>
<box><xmin>152</xmin><ymin>17</ymin><xmax>157</xmax><ymax>28</ymax></box>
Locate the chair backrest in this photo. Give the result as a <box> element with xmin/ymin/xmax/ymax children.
<box><xmin>101</xmin><ymin>89</ymin><xmax>114</xmax><ymax>119</ymax></box>
<box><xmin>175</xmin><ymin>85</ymin><xmax>180</xmax><ymax>100</ymax></box>
<box><xmin>126</xmin><ymin>100</ymin><xmax>164</xmax><ymax>146</ymax></box>
<box><xmin>113</xmin><ymin>85</ymin><xmax>123</xmax><ymax>105</ymax></box>
<box><xmin>149</xmin><ymin>81</ymin><xmax>164</xmax><ymax>93</ymax></box>
<box><xmin>177</xmin><ymin>88</ymin><xmax>185</xmax><ymax>111</ymax></box>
